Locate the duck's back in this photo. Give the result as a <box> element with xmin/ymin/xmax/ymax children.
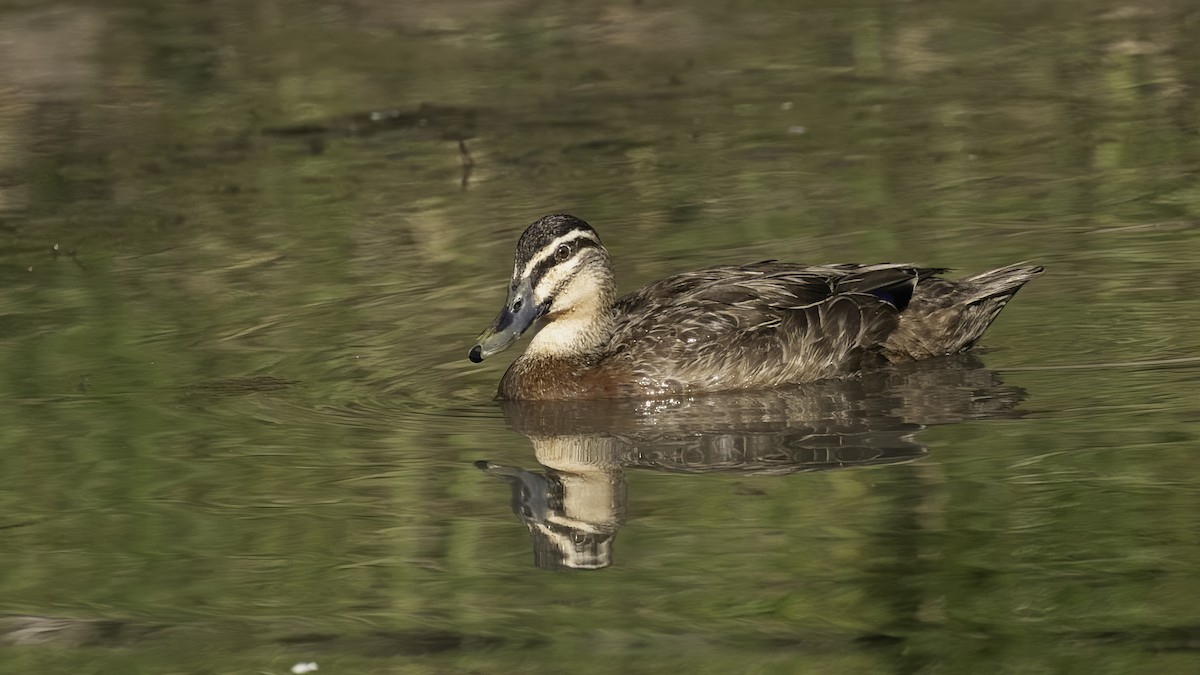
<box><xmin>598</xmin><ymin>262</ymin><xmax>925</xmax><ymax>396</ymax></box>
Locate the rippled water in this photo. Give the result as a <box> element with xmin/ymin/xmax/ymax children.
<box><xmin>2</xmin><ymin>1</ymin><xmax>1199</xmax><ymax>673</ymax></box>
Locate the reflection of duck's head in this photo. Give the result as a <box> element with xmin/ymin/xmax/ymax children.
<box><xmin>476</xmin><ymin>435</ymin><xmax>625</xmax><ymax>570</ymax></box>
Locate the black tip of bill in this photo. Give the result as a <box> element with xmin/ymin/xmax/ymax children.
<box><xmin>468</xmin><ymin>345</ymin><xmax>483</xmax><ymax>363</ymax></box>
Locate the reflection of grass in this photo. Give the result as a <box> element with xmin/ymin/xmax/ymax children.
<box><xmin>1006</xmin><ymin>355</ymin><xmax>1200</xmax><ymax>371</ymax></box>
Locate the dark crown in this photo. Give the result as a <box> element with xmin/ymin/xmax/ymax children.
<box><xmin>515</xmin><ymin>214</ymin><xmax>599</xmax><ymax>265</ymax></box>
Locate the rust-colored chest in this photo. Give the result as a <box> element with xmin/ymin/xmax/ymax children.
<box><xmin>498</xmin><ymin>355</ymin><xmax>631</xmax><ymax>400</ymax></box>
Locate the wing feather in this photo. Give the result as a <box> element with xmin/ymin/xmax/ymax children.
<box><xmin>605</xmin><ymin>263</ymin><xmax>913</xmax><ymax>392</ymax></box>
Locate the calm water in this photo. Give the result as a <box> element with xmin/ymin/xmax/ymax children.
<box><xmin>2</xmin><ymin>0</ymin><xmax>1199</xmax><ymax>672</ymax></box>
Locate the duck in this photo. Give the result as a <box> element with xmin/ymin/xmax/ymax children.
<box><xmin>468</xmin><ymin>214</ymin><xmax>1042</xmax><ymax>400</ymax></box>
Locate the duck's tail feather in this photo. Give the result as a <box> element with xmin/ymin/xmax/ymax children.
<box><xmin>959</xmin><ymin>263</ymin><xmax>1046</xmax><ymax>305</ymax></box>
<box><xmin>883</xmin><ymin>263</ymin><xmax>1044</xmax><ymax>361</ymax></box>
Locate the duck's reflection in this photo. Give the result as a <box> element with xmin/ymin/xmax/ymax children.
<box><xmin>476</xmin><ymin>435</ymin><xmax>626</xmax><ymax>570</ymax></box>
<box><xmin>478</xmin><ymin>356</ymin><xmax>1026</xmax><ymax>570</ymax></box>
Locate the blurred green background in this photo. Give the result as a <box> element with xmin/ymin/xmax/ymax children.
<box><xmin>1</xmin><ymin>0</ymin><xmax>1198</xmax><ymax>672</ymax></box>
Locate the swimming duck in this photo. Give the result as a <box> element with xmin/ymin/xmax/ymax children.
<box><xmin>468</xmin><ymin>214</ymin><xmax>1042</xmax><ymax>400</ymax></box>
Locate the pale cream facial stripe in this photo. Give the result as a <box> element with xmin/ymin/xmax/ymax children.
<box><xmin>532</xmin><ymin>254</ymin><xmax>583</xmax><ymax>305</ymax></box>
<box><xmin>518</xmin><ymin>229</ymin><xmax>602</xmax><ymax>281</ymax></box>
<box><xmin>527</xmin><ymin>263</ymin><xmax>610</xmax><ymax>355</ymax></box>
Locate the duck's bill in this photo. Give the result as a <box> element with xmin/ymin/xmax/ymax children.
<box><xmin>468</xmin><ymin>280</ymin><xmax>543</xmax><ymax>363</ymax></box>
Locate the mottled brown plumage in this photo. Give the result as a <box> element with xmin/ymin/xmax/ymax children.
<box><xmin>470</xmin><ymin>215</ymin><xmax>1043</xmax><ymax>400</ymax></box>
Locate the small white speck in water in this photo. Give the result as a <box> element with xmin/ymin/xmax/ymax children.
<box><xmin>291</xmin><ymin>662</ymin><xmax>318</xmax><ymax>674</ymax></box>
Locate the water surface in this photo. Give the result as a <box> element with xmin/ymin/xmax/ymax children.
<box><xmin>2</xmin><ymin>1</ymin><xmax>1199</xmax><ymax>673</ymax></box>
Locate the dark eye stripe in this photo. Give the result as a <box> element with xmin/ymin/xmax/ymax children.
<box><xmin>516</xmin><ymin>230</ymin><xmax>601</xmax><ymax>280</ymax></box>
<box><xmin>520</xmin><ymin>238</ymin><xmax>601</xmax><ymax>290</ymax></box>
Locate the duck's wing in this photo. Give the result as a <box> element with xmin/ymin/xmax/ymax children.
<box><xmin>605</xmin><ymin>263</ymin><xmax>922</xmax><ymax>392</ymax></box>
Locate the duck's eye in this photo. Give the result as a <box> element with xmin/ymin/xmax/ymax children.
<box><xmin>512</xmin><ymin>298</ymin><xmax>523</xmax><ymax>312</ymax></box>
<box><xmin>555</xmin><ymin>243</ymin><xmax>571</xmax><ymax>262</ymax></box>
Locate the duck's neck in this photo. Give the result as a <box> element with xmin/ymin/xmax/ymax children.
<box><xmin>521</xmin><ymin>259</ymin><xmax>617</xmax><ymax>361</ymax></box>
<box><xmin>498</xmin><ymin>305</ymin><xmax>616</xmax><ymax>400</ymax></box>
<box><xmin>526</xmin><ymin>300</ymin><xmax>615</xmax><ymax>362</ymax></box>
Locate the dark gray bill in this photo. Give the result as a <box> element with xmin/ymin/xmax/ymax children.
<box><xmin>468</xmin><ymin>278</ymin><xmax>543</xmax><ymax>362</ymax></box>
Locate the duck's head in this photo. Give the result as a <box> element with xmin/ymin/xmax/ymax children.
<box><xmin>469</xmin><ymin>214</ymin><xmax>615</xmax><ymax>363</ymax></box>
